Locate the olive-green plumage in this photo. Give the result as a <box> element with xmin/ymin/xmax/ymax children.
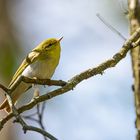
<box><xmin>0</xmin><ymin>38</ymin><xmax>62</xmax><ymax>112</ymax></box>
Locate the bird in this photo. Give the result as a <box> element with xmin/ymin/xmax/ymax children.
<box><xmin>0</xmin><ymin>37</ymin><xmax>62</xmax><ymax>113</ymax></box>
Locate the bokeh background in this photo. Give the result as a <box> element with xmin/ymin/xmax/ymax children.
<box><xmin>0</xmin><ymin>0</ymin><xmax>136</xmax><ymax>140</ymax></box>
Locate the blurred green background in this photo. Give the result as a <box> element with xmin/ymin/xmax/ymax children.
<box><xmin>0</xmin><ymin>0</ymin><xmax>136</xmax><ymax>140</ymax></box>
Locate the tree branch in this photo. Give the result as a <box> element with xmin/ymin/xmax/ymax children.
<box><xmin>23</xmin><ymin>125</ymin><xmax>57</xmax><ymax>140</ymax></box>
<box><xmin>0</xmin><ymin>27</ymin><xmax>140</xmax><ymax>139</ymax></box>
<box><xmin>0</xmin><ymin>77</ymin><xmax>65</xmax><ymax>139</ymax></box>
<box><xmin>0</xmin><ymin>76</ymin><xmax>66</xmax><ymax>93</ymax></box>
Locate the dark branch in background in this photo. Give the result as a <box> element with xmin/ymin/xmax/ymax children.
<box><xmin>0</xmin><ymin>28</ymin><xmax>140</xmax><ymax>139</ymax></box>
<box><xmin>23</xmin><ymin>101</ymin><xmax>48</xmax><ymax>140</ymax></box>
<box><xmin>36</xmin><ymin>103</ymin><xmax>46</xmax><ymax>130</ymax></box>
<box><xmin>96</xmin><ymin>13</ymin><xmax>126</xmax><ymax>40</ymax></box>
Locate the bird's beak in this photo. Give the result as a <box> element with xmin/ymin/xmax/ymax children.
<box><xmin>58</xmin><ymin>37</ymin><xmax>63</xmax><ymax>42</ymax></box>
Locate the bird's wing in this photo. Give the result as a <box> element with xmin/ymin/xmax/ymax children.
<box><xmin>9</xmin><ymin>50</ymin><xmax>40</xmax><ymax>87</ymax></box>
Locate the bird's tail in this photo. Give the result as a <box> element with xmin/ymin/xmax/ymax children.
<box><xmin>0</xmin><ymin>82</ymin><xmax>31</xmax><ymax>113</ymax></box>
<box><xmin>0</xmin><ymin>99</ymin><xmax>11</xmax><ymax>113</ymax></box>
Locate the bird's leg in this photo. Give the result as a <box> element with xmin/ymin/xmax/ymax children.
<box><xmin>32</xmin><ymin>77</ymin><xmax>40</xmax><ymax>98</ymax></box>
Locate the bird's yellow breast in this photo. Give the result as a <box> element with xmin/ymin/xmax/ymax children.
<box><xmin>22</xmin><ymin>46</ymin><xmax>60</xmax><ymax>79</ymax></box>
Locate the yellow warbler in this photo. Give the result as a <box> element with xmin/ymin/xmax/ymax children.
<box><xmin>0</xmin><ymin>37</ymin><xmax>63</xmax><ymax>112</ymax></box>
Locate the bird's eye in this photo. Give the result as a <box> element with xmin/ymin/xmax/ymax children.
<box><xmin>44</xmin><ymin>41</ymin><xmax>57</xmax><ymax>49</ymax></box>
<box><xmin>48</xmin><ymin>43</ymin><xmax>52</xmax><ymax>47</ymax></box>
<box><xmin>44</xmin><ymin>43</ymin><xmax>52</xmax><ymax>49</ymax></box>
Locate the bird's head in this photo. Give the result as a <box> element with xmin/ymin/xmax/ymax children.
<box><xmin>41</xmin><ymin>37</ymin><xmax>63</xmax><ymax>51</ymax></box>
<box><xmin>34</xmin><ymin>37</ymin><xmax>63</xmax><ymax>59</ymax></box>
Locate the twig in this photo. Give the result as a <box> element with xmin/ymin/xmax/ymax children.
<box><xmin>37</xmin><ymin>103</ymin><xmax>47</xmax><ymax>140</ymax></box>
<box><xmin>24</xmin><ymin>125</ymin><xmax>57</xmax><ymax>140</ymax></box>
<box><xmin>37</xmin><ymin>104</ymin><xmax>44</xmax><ymax>129</ymax></box>
<box><xmin>5</xmin><ymin>87</ymin><xmax>28</xmax><ymax>134</ymax></box>
<box><xmin>23</xmin><ymin>103</ymin><xmax>48</xmax><ymax>140</ymax></box>
<box><xmin>0</xmin><ymin>77</ymin><xmax>66</xmax><ymax>95</ymax></box>
<box><xmin>10</xmin><ymin>97</ymin><xmax>57</xmax><ymax>140</ymax></box>
<box><xmin>96</xmin><ymin>13</ymin><xmax>126</xmax><ymax>40</ymax></box>
<box><xmin>41</xmin><ymin>102</ymin><xmax>46</xmax><ymax>118</ymax></box>
<box><xmin>21</xmin><ymin>77</ymin><xmax>67</xmax><ymax>87</ymax></box>
<box><xmin>0</xmin><ymin>78</ymin><xmax>63</xmax><ymax>139</ymax></box>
